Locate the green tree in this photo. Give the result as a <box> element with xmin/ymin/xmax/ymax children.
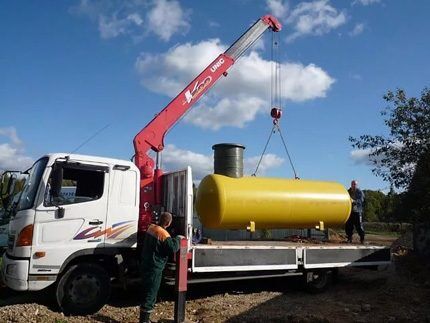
<box><xmin>380</xmin><ymin>187</ymin><xmax>402</xmax><ymax>222</ymax></box>
<box><xmin>362</xmin><ymin>190</ymin><xmax>385</xmax><ymax>222</ymax></box>
<box><xmin>397</xmin><ymin>150</ymin><xmax>430</xmax><ymax>222</ymax></box>
<box><xmin>350</xmin><ymin>88</ymin><xmax>430</xmax><ymax>189</ymax></box>
<box><xmin>350</xmin><ymin>88</ymin><xmax>430</xmax><ymax>222</ymax></box>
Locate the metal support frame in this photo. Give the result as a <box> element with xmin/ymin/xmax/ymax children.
<box><xmin>174</xmin><ymin>238</ymin><xmax>189</xmax><ymax>323</ymax></box>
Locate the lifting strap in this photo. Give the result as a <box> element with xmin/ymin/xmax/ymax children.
<box><xmin>252</xmin><ymin>120</ymin><xmax>298</xmax><ymax>179</ymax></box>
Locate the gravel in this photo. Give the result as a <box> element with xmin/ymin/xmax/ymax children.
<box><xmin>1</xmin><ymin>233</ymin><xmax>429</xmax><ymax>322</ymax></box>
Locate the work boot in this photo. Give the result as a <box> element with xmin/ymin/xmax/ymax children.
<box><xmin>140</xmin><ymin>310</ymin><xmax>151</xmax><ymax>323</ymax></box>
<box><xmin>360</xmin><ymin>237</ymin><xmax>365</xmax><ymax>244</ymax></box>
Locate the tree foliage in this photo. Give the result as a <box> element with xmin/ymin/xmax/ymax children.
<box><xmin>362</xmin><ymin>189</ymin><xmax>401</xmax><ymax>223</ymax></box>
<box><xmin>350</xmin><ymin>88</ymin><xmax>430</xmax><ymax>189</ymax></box>
<box><xmin>397</xmin><ymin>150</ymin><xmax>430</xmax><ymax>222</ymax></box>
<box><xmin>380</xmin><ymin>188</ymin><xmax>402</xmax><ymax>222</ymax></box>
<box><xmin>362</xmin><ymin>190</ymin><xmax>385</xmax><ymax>222</ymax></box>
<box><xmin>350</xmin><ymin>88</ymin><xmax>430</xmax><ymax>223</ymax></box>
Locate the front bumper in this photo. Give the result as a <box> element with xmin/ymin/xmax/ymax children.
<box><xmin>1</xmin><ymin>253</ymin><xmax>29</xmax><ymax>291</ymax></box>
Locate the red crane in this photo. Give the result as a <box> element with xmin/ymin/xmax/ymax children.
<box><xmin>133</xmin><ymin>15</ymin><xmax>282</xmax><ymax>234</ymax></box>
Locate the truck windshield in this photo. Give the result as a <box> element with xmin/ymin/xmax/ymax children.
<box><xmin>16</xmin><ymin>157</ymin><xmax>48</xmax><ymax>211</ymax></box>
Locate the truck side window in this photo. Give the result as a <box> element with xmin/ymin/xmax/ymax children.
<box><xmin>45</xmin><ymin>166</ymin><xmax>105</xmax><ymax>206</ymax></box>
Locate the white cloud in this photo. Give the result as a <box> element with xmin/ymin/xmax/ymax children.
<box><xmin>208</xmin><ymin>21</ymin><xmax>220</xmax><ymax>28</ymax></box>
<box><xmin>350</xmin><ymin>141</ymin><xmax>408</xmax><ymax>171</ymax></box>
<box><xmin>135</xmin><ymin>39</ymin><xmax>334</xmax><ymax>130</ymax></box>
<box><xmin>72</xmin><ymin>0</ymin><xmax>190</xmax><ymax>42</ymax></box>
<box><xmin>0</xmin><ymin>127</ymin><xmax>33</xmax><ymax>172</ymax></box>
<box><xmin>350</xmin><ymin>147</ymin><xmax>417</xmax><ymax>186</ymax></box>
<box><xmin>353</xmin><ymin>0</ymin><xmax>381</xmax><ymax>5</ymax></box>
<box><xmin>266</xmin><ymin>0</ymin><xmax>289</xmax><ymax>20</ymax></box>
<box><xmin>0</xmin><ymin>127</ymin><xmax>22</xmax><ymax>146</ymax></box>
<box><xmin>286</xmin><ymin>0</ymin><xmax>347</xmax><ymax>41</ymax></box>
<box><xmin>350</xmin><ymin>142</ymin><xmax>404</xmax><ymax>165</ymax></box>
<box><xmin>252</xmin><ymin>38</ymin><xmax>266</xmax><ymax>52</ymax></box>
<box><xmin>98</xmin><ymin>13</ymin><xmax>143</xmax><ymax>39</ymax></box>
<box><xmin>184</xmin><ymin>96</ymin><xmax>266</xmax><ymax>130</ymax></box>
<box><xmin>163</xmin><ymin>144</ymin><xmax>212</xmax><ymax>180</ymax></box>
<box><xmin>244</xmin><ymin>154</ymin><xmax>285</xmax><ymax>175</ymax></box>
<box><xmin>349</xmin><ymin>23</ymin><xmax>364</xmax><ymax>36</ymax></box>
<box><xmin>147</xmin><ymin>0</ymin><xmax>191</xmax><ymax>41</ymax></box>
<box><xmin>350</xmin><ymin>148</ymin><xmax>374</xmax><ymax>165</ymax></box>
<box><xmin>135</xmin><ymin>39</ymin><xmax>226</xmax><ymax>97</ymax></box>
<box><xmin>162</xmin><ymin>144</ymin><xmax>284</xmax><ymax>181</ymax></box>
<box><xmin>127</xmin><ymin>13</ymin><xmax>144</xmax><ymax>26</ymax></box>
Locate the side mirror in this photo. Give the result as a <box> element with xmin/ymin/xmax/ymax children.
<box><xmin>50</xmin><ymin>164</ymin><xmax>63</xmax><ymax>198</ymax></box>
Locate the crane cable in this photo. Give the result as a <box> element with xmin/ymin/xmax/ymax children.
<box><xmin>252</xmin><ymin>32</ymin><xmax>299</xmax><ymax>179</ymax></box>
<box><xmin>252</xmin><ymin>123</ymin><xmax>276</xmax><ymax>176</ymax></box>
<box><xmin>252</xmin><ymin>121</ymin><xmax>298</xmax><ymax>179</ymax></box>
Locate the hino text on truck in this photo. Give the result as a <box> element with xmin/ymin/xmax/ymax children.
<box><xmin>0</xmin><ymin>15</ymin><xmax>390</xmax><ymax>321</ymax></box>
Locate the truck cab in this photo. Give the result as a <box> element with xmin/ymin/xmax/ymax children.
<box><xmin>2</xmin><ymin>154</ymin><xmax>139</xmax><ymax>305</ymax></box>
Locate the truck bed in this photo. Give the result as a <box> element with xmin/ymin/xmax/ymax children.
<box><xmin>203</xmin><ymin>239</ymin><xmax>387</xmax><ymax>247</ymax></box>
<box><xmin>190</xmin><ymin>240</ymin><xmax>391</xmax><ymax>273</ymax></box>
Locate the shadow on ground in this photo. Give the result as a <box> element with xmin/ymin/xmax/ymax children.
<box><xmin>106</xmin><ymin>275</ymin><xmax>304</xmax><ymax>308</ymax></box>
<box><xmin>0</xmin><ymin>285</ymin><xmax>57</xmax><ymax>309</ymax></box>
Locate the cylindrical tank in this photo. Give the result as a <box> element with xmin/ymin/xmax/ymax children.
<box><xmin>212</xmin><ymin>143</ymin><xmax>245</xmax><ymax>178</ymax></box>
<box><xmin>196</xmin><ymin>174</ymin><xmax>351</xmax><ymax>230</ymax></box>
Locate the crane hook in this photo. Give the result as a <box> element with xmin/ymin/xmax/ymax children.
<box><xmin>271</xmin><ymin>107</ymin><xmax>282</xmax><ymax>124</ymax></box>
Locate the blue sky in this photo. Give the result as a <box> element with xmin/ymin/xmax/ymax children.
<box><xmin>1</xmin><ymin>0</ymin><xmax>429</xmax><ymax>190</ymax></box>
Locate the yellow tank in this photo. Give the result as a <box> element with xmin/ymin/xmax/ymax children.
<box><xmin>196</xmin><ymin>174</ymin><xmax>351</xmax><ymax>230</ymax></box>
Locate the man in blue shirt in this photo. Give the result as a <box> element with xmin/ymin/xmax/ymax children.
<box><xmin>346</xmin><ymin>180</ymin><xmax>365</xmax><ymax>244</ymax></box>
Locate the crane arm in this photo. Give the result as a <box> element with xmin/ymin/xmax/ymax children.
<box><xmin>133</xmin><ymin>15</ymin><xmax>281</xmax><ymax>231</ymax></box>
<box><xmin>133</xmin><ymin>15</ymin><xmax>281</xmax><ymax>170</ymax></box>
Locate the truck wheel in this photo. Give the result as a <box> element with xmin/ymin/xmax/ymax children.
<box><xmin>56</xmin><ymin>263</ymin><xmax>111</xmax><ymax>315</ymax></box>
<box><xmin>304</xmin><ymin>270</ymin><xmax>332</xmax><ymax>293</ymax></box>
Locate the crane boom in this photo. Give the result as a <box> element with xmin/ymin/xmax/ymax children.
<box><xmin>133</xmin><ymin>15</ymin><xmax>281</xmax><ymax>232</ymax></box>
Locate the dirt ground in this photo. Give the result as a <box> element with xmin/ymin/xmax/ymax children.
<box><xmin>1</xmin><ymin>232</ymin><xmax>430</xmax><ymax>323</ymax></box>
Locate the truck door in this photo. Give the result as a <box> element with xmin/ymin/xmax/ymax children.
<box><xmin>30</xmin><ymin>161</ymin><xmax>109</xmax><ymax>277</ymax></box>
<box><xmin>162</xmin><ymin>167</ymin><xmax>193</xmax><ymax>245</ymax></box>
<box><xmin>104</xmin><ymin>165</ymin><xmax>139</xmax><ymax>248</ymax></box>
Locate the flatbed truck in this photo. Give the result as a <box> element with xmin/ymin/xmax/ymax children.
<box><xmin>1</xmin><ymin>14</ymin><xmax>391</xmax><ymax>319</ymax></box>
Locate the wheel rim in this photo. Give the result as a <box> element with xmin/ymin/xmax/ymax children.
<box><xmin>67</xmin><ymin>273</ymin><xmax>101</xmax><ymax>306</ymax></box>
<box><xmin>311</xmin><ymin>272</ymin><xmax>328</xmax><ymax>289</ymax></box>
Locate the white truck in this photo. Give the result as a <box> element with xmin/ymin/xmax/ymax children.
<box><xmin>1</xmin><ymin>15</ymin><xmax>390</xmax><ymax>319</ymax></box>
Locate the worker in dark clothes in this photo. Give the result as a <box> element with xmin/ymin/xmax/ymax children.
<box><xmin>140</xmin><ymin>212</ymin><xmax>181</xmax><ymax>323</ymax></box>
<box><xmin>345</xmin><ymin>180</ymin><xmax>365</xmax><ymax>244</ymax></box>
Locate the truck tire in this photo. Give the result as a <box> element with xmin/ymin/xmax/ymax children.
<box><xmin>56</xmin><ymin>263</ymin><xmax>111</xmax><ymax>315</ymax></box>
<box><xmin>304</xmin><ymin>270</ymin><xmax>332</xmax><ymax>293</ymax></box>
